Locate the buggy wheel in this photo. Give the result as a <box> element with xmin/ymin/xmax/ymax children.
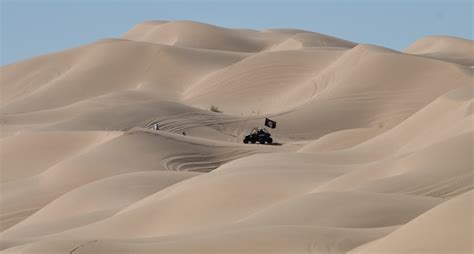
<box><xmin>251</xmin><ymin>139</ymin><xmax>256</xmax><ymax>144</ymax></box>
<box><xmin>267</xmin><ymin>138</ymin><xmax>273</xmax><ymax>144</ymax></box>
<box><xmin>243</xmin><ymin>139</ymin><xmax>249</xmax><ymax>144</ymax></box>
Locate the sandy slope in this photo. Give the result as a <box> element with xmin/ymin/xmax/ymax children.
<box><xmin>0</xmin><ymin>131</ymin><xmax>119</xmax><ymax>182</ymax></box>
<box><xmin>0</xmin><ymin>39</ymin><xmax>246</xmax><ymax>114</ymax></box>
<box><xmin>1</xmin><ymin>171</ymin><xmax>199</xmax><ymax>239</ymax></box>
<box><xmin>123</xmin><ymin>20</ymin><xmax>356</xmax><ymax>53</ymax></box>
<box><xmin>405</xmin><ymin>35</ymin><xmax>474</xmax><ymax>66</ymax></box>
<box><xmin>0</xmin><ymin>20</ymin><xmax>473</xmax><ymax>253</ymax></box>
<box><xmin>350</xmin><ymin>190</ymin><xmax>474</xmax><ymax>253</ymax></box>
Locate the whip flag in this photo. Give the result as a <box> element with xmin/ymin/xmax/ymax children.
<box><xmin>265</xmin><ymin>118</ymin><xmax>277</xmax><ymax>129</ymax></box>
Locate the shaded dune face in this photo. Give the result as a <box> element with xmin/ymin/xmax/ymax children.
<box><xmin>0</xmin><ymin>20</ymin><xmax>473</xmax><ymax>253</ymax></box>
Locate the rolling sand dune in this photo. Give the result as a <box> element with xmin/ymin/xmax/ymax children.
<box><xmin>350</xmin><ymin>190</ymin><xmax>473</xmax><ymax>253</ymax></box>
<box><xmin>0</xmin><ymin>131</ymin><xmax>119</xmax><ymax>182</ymax></box>
<box><xmin>0</xmin><ymin>20</ymin><xmax>473</xmax><ymax>253</ymax></box>
<box><xmin>0</xmin><ymin>39</ymin><xmax>245</xmax><ymax>114</ymax></box>
<box><xmin>405</xmin><ymin>35</ymin><xmax>474</xmax><ymax>66</ymax></box>
<box><xmin>123</xmin><ymin>20</ymin><xmax>356</xmax><ymax>53</ymax></box>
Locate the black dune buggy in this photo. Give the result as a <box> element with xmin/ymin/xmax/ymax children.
<box><xmin>243</xmin><ymin>128</ymin><xmax>273</xmax><ymax>144</ymax></box>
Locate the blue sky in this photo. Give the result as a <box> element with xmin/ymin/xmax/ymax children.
<box><xmin>1</xmin><ymin>0</ymin><xmax>472</xmax><ymax>66</ymax></box>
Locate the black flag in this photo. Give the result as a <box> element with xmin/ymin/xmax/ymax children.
<box><xmin>265</xmin><ymin>118</ymin><xmax>277</xmax><ymax>129</ymax></box>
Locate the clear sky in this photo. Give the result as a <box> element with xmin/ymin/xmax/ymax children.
<box><xmin>1</xmin><ymin>0</ymin><xmax>472</xmax><ymax>66</ymax></box>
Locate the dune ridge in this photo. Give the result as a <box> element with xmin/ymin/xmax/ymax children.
<box><xmin>0</xmin><ymin>20</ymin><xmax>473</xmax><ymax>253</ymax></box>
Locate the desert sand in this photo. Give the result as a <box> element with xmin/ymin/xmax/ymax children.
<box><xmin>0</xmin><ymin>20</ymin><xmax>472</xmax><ymax>253</ymax></box>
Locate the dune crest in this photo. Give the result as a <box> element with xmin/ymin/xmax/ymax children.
<box><xmin>405</xmin><ymin>35</ymin><xmax>474</xmax><ymax>66</ymax></box>
<box><xmin>0</xmin><ymin>20</ymin><xmax>472</xmax><ymax>253</ymax></box>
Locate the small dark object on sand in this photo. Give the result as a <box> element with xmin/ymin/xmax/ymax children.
<box><xmin>243</xmin><ymin>127</ymin><xmax>273</xmax><ymax>144</ymax></box>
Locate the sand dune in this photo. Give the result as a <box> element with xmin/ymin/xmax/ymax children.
<box><xmin>1</xmin><ymin>171</ymin><xmax>199</xmax><ymax>239</ymax></box>
<box><xmin>184</xmin><ymin>49</ymin><xmax>346</xmax><ymax>114</ymax></box>
<box><xmin>0</xmin><ymin>20</ymin><xmax>472</xmax><ymax>253</ymax></box>
<box><xmin>123</xmin><ymin>20</ymin><xmax>356</xmax><ymax>53</ymax></box>
<box><xmin>351</xmin><ymin>190</ymin><xmax>474</xmax><ymax>253</ymax></box>
<box><xmin>0</xmin><ymin>38</ymin><xmax>245</xmax><ymax>114</ymax></box>
<box><xmin>405</xmin><ymin>35</ymin><xmax>474</xmax><ymax>66</ymax></box>
<box><xmin>0</xmin><ymin>131</ymin><xmax>119</xmax><ymax>182</ymax></box>
<box><xmin>266</xmin><ymin>32</ymin><xmax>356</xmax><ymax>51</ymax></box>
<box><xmin>0</xmin><ymin>130</ymin><xmax>289</xmax><ymax>233</ymax></box>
